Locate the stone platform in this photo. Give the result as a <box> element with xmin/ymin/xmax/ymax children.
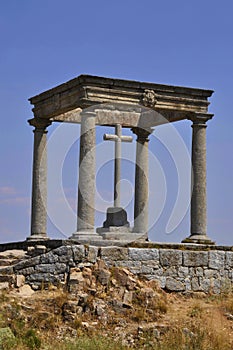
<box><xmin>0</xmin><ymin>239</ymin><xmax>232</xmax><ymax>294</ymax></box>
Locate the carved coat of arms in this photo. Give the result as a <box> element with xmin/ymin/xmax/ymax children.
<box><xmin>142</xmin><ymin>89</ymin><xmax>158</xmax><ymax>108</ymax></box>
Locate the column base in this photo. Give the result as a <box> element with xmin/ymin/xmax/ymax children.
<box><xmin>70</xmin><ymin>231</ymin><xmax>103</xmax><ymax>243</ymax></box>
<box><xmin>27</xmin><ymin>234</ymin><xmax>50</xmax><ymax>241</ymax></box>
<box><xmin>97</xmin><ymin>226</ymin><xmax>147</xmax><ymax>242</ymax></box>
<box><xmin>182</xmin><ymin>234</ymin><xmax>215</xmax><ymax>245</ymax></box>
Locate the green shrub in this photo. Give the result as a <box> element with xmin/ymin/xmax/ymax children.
<box><xmin>22</xmin><ymin>329</ymin><xmax>41</xmax><ymax>350</ymax></box>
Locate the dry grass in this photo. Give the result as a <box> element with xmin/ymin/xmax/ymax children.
<box><xmin>0</xmin><ymin>283</ymin><xmax>233</xmax><ymax>349</ymax></box>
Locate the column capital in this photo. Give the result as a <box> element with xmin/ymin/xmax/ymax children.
<box><xmin>28</xmin><ymin>118</ymin><xmax>52</xmax><ymax>132</ymax></box>
<box><xmin>131</xmin><ymin>127</ymin><xmax>153</xmax><ymax>142</ymax></box>
<box><xmin>80</xmin><ymin>111</ymin><xmax>96</xmax><ymax>118</ymax></box>
<box><xmin>188</xmin><ymin>113</ymin><xmax>214</xmax><ymax>127</ymax></box>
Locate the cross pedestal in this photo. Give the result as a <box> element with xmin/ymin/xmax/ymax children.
<box><xmin>97</xmin><ymin>124</ymin><xmax>144</xmax><ymax>241</ymax></box>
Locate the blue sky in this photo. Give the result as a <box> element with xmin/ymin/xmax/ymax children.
<box><xmin>0</xmin><ymin>0</ymin><xmax>232</xmax><ymax>245</ymax></box>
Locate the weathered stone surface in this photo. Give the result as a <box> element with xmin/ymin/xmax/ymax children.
<box><xmin>14</xmin><ymin>256</ymin><xmax>40</xmax><ymax>271</ymax></box>
<box><xmin>0</xmin><ymin>282</ymin><xmax>9</xmax><ymax>290</ymax></box>
<box><xmin>165</xmin><ymin>277</ymin><xmax>185</xmax><ymax>292</ymax></box>
<box><xmin>160</xmin><ymin>249</ymin><xmax>182</xmax><ymax>266</ymax></box>
<box><xmin>191</xmin><ymin>277</ymin><xmax>202</xmax><ymax>292</ymax></box>
<box><xmin>18</xmin><ymin>267</ymin><xmax>35</xmax><ymax>276</ymax></box>
<box><xmin>101</xmin><ymin>247</ymin><xmax>128</xmax><ymax>261</ymax></box>
<box><xmin>209</xmin><ymin>251</ymin><xmax>225</xmax><ymax>270</ymax></box>
<box><xmin>114</xmin><ymin>260</ymin><xmax>142</xmax><ymax>274</ymax></box>
<box><xmin>226</xmin><ymin>252</ymin><xmax>233</xmax><ymax>268</ymax></box>
<box><xmin>123</xmin><ymin>290</ymin><xmax>133</xmax><ymax>305</ymax></box>
<box><xmin>183</xmin><ymin>251</ymin><xmax>208</xmax><ymax>267</ymax></box>
<box><xmin>129</xmin><ymin>248</ymin><xmax>159</xmax><ymax>261</ymax></box>
<box><xmin>1</xmin><ymin>242</ymin><xmax>233</xmax><ymax>294</ymax></box>
<box><xmin>87</xmin><ymin>246</ymin><xmax>98</xmax><ymax>263</ymax></box>
<box><xmin>204</xmin><ymin>269</ymin><xmax>219</xmax><ymax>279</ymax></box>
<box><xmin>164</xmin><ymin>266</ymin><xmax>178</xmax><ymax>277</ymax></box>
<box><xmin>72</xmin><ymin>245</ymin><xmax>85</xmax><ymax>262</ymax></box>
<box><xmin>178</xmin><ymin>266</ymin><xmax>189</xmax><ymax>278</ymax></box>
<box><xmin>153</xmin><ymin>276</ymin><xmax>166</xmax><ymax>289</ymax></box>
<box><xmin>40</xmin><ymin>252</ymin><xmax>58</xmax><ymax>264</ymax></box>
<box><xmin>199</xmin><ymin>278</ymin><xmax>211</xmax><ymax>293</ymax></box>
<box><xmin>69</xmin><ymin>270</ymin><xmax>85</xmax><ymax>292</ymax></box>
<box><xmin>16</xmin><ymin>275</ymin><xmax>25</xmax><ymax>288</ymax></box>
<box><xmin>35</xmin><ymin>264</ymin><xmax>55</xmax><ymax>274</ymax></box>
<box><xmin>18</xmin><ymin>284</ymin><xmax>34</xmax><ymax>297</ymax></box>
<box><xmin>94</xmin><ymin>268</ymin><xmax>111</xmax><ymax>286</ymax></box>
<box><xmin>35</xmin><ymin>263</ymin><xmax>67</xmax><ymax>274</ymax></box>
<box><xmin>26</xmin><ymin>273</ymin><xmax>62</xmax><ymax>283</ymax></box>
<box><xmin>0</xmin><ymin>266</ymin><xmax>14</xmax><ymax>275</ymax></box>
<box><xmin>0</xmin><ymin>249</ymin><xmax>26</xmax><ymax>259</ymax></box>
<box><xmin>141</xmin><ymin>265</ymin><xmax>154</xmax><ymax>274</ymax></box>
<box><xmin>184</xmin><ymin>278</ymin><xmax>192</xmax><ymax>291</ymax></box>
<box><xmin>196</xmin><ymin>267</ymin><xmax>204</xmax><ymax>277</ymax></box>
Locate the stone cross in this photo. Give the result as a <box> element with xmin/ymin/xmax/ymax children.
<box><xmin>103</xmin><ymin>124</ymin><xmax>133</xmax><ymax>207</ymax></box>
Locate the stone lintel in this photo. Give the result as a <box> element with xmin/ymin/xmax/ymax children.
<box><xmin>188</xmin><ymin>112</ymin><xmax>214</xmax><ymax>125</ymax></box>
<box><xmin>29</xmin><ymin>75</ymin><xmax>214</xmax><ymax>122</ymax></box>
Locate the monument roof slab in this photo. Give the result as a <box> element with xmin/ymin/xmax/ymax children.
<box><xmin>29</xmin><ymin>75</ymin><xmax>214</xmax><ymax>126</ymax></box>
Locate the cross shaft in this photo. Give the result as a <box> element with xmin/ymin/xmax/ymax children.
<box><xmin>104</xmin><ymin>124</ymin><xmax>133</xmax><ymax>207</ymax></box>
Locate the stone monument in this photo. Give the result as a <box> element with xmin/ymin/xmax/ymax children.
<box><xmin>27</xmin><ymin>75</ymin><xmax>214</xmax><ymax>244</ymax></box>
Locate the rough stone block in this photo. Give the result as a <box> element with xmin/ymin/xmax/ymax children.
<box><xmin>87</xmin><ymin>246</ymin><xmax>98</xmax><ymax>263</ymax></box>
<box><xmin>196</xmin><ymin>267</ymin><xmax>204</xmax><ymax>277</ymax></box>
<box><xmin>184</xmin><ymin>277</ymin><xmax>191</xmax><ymax>291</ymax></box>
<box><xmin>72</xmin><ymin>245</ymin><xmax>85</xmax><ymax>262</ymax></box>
<box><xmin>128</xmin><ymin>248</ymin><xmax>159</xmax><ymax>261</ymax></box>
<box><xmin>154</xmin><ymin>276</ymin><xmax>166</xmax><ymax>288</ymax></box>
<box><xmin>209</xmin><ymin>251</ymin><xmax>225</xmax><ymax>270</ymax></box>
<box><xmin>153</xmin><ymin>267</ymin><xmax>164</xmax><ymax>276</ymax></box>
<box><xmin>14</xmin><ymin>256</ymin><xmax>40</xmax><ymax>271</ymax></box>
<box><xmin>164</xmin><ymin>266</ymin><xmax>178</xmax><ymax>277</ymax></box>
<box><xmin>160</xmin><ymin>249</ymin><xmax>182</xmax><ymax>266</ymax></box>
<box><xmin>18</xmin><ymin>267</ymin><xmax>35</xmax><ymax>276</ymax></box>
<box><xmin>165</xmin><ymin>277</ymin><xmax>185</xmax><ymax>292</ymax></box>
<box><xmin>40</xmin><ymin>252</ymin><xmax>58</xmax><ymax>264</ymax></box>
<box><xmin>140</xmin><ymin>260</ymin><xmax>159</xmax><ymax>275</ymax></box>
<box><xmin>226</xmin><ymin>252</ymin><xmax>233</xmax><ymax>268</ymax></box>
<box><xmin>114</xmin><ymin>260</ymin><xmax>142</xmax><ymax>274</ymax></box>
<box><xmin>69</xmin><ymin>270</ymin><xmax>85</xmax><ymax>290</ymax></box>
<box><xmin>212</xmin><ymin>278</ymin><xmax>221</xmax><ymax>294</ymax></box>
<box><xmin>204</xmin><ymin>269</ymin><xmax>220</xmax><ymax>279</ymax></box>
<box><xmin>141</xmin><ymin>265</ymin><xmax>154</xmax><ymax>274</ymax></box>
<box><xmin>100</xmin><ymin>247</ymin><xmax>128</xmax><ymax>261</ymax></box>
<box><xmin>35</xmin><ymin>263</ymin><xmax>67</xmax><ymax>274</ymax></box>
<box><xmin>54</xmin><ymin>245</ymin><xmax>71</xmax><ymax>256</ymax></box>
<box><xmin>178</xmin><ymin>266</ymin><xmax>189</xmax><ymax>278</ymax></box>
<box><xmin>0</xmin><ymin>266</ymin><xmax>14</xmax><ymax>275</ymax></box>
<box><xmin>199</xmin><ymin>278</ymin><xmax>211</xmax><ymax>293</ymax></box>
<box><xmin>183</xmin><ymin>251</ymin><xmax>208</xmax><ymax>267</ymax></box>
<box><xmin>35</xmin><ymin>264</ymin><xmax>56</xmax><ymax>274</ymax></box>
<box><xmin>16</xmin><ymin>275</ymin><xmax>25</xmax><ymax>288</ymax></box>
<box><xmin>191</xmin><ymin>277</ymin><xmax>202</xmax><ymax>291</ymax></box>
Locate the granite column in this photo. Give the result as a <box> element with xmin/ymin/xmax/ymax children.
<box><xmin>28</xmin><ymin>118</ymin><xmax>51</xmax><ymax>240</ymax></box>
<box><xmin>182</xmin><ymin>114</ymin><xmax>214</xmax><ymax>244</ymax></box>
<box><xmin>72</xmin><ymin>111</ymin><xmax>101</xmax><ymax>240</ymax></box>
<box><xmin>132</xmin><ymin>127</ymin><xmax>151</xmax><ymax>239</ymax></box>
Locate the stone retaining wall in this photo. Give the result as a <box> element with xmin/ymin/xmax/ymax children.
<box><xmin>2</xmin><ymin>244</ymin><xmax>232</xmax><ymax>294</ymax></box>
